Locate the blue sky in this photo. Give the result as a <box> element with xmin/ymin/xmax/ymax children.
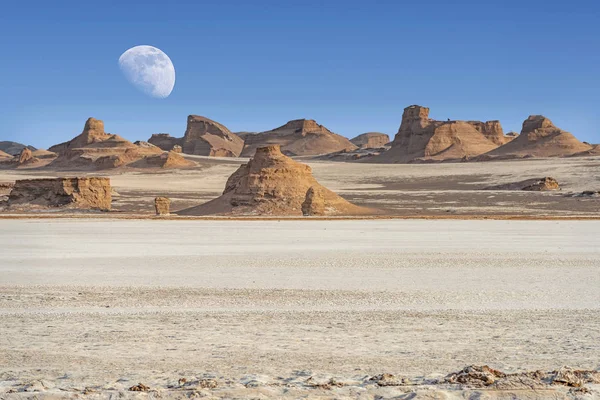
<box><xmin>1</xmin><ymin>0</ymin><xmax>599</xmax><ymax>148</ymax></box>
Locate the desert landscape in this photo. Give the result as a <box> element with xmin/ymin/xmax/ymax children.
<box><xmin>1</xmin><ymin>105</ymin><xmax>600</xmax><ymax>399</ymax></box>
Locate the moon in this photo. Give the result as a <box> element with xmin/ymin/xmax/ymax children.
<box><xmin>118</xmin><ymin>45</ymin><xmax>175</xmax><ymax>99</ymax></box>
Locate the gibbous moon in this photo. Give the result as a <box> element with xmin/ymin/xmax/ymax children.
<box><xmin>118</xmin><ymin>45</ymin><xmax>175</xmax><ymax>99</ymax></box>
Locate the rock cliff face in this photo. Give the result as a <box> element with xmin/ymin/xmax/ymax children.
<box><xmin>350</xmin><ymin>132</ymin><xmax>390</xmax><ymax>149</ymax></box>
<box><xmin>483</xmin><ymin>115</ymin><xmax>592</xmax><ymax>158</ymax></box>
<box><xmin>178</xmin><ymin>145</ymin><xmax>371</xmax><ymax>216</ymax></box>
<box><xmin>182</xmin><ymin>115</ymin><xmax>244</xmax><ymax>157</ymax></box>
<box><xmin>148</xmin><ymin>133</ymin><xmax>182</xmax><ymax>151</ymax></box>
<box><xmin>8</xmin><ymin>177</ymin><xmax>112</xmax><ymax>211</ymax></box>
<box><xmin>468</xmin><ymin>121</ymin><xmax>506</xmax><ymax>146</ymax></box>
<box><xmin>241</xmin><ymin>119</ymin><xmax>357</xmax><ymax>157</ymax></box>
<box><xmin>373</xmin><ymin>105</ymin><xmax>500</xmax><ymax>163</ymax></box>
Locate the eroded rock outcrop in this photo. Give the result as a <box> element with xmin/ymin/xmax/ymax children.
<box><xmin>373</xmin><ymin>105</ymin><xmax>500</xmax><ymax>163</ymax></box>
<box><xmin>241</xmin><ymin>119</ymin><xmax>357</xmax><ymax>157</ymax></box>
<box><xmin>350</xmin><ymin>132</ymin><xmax>390</xmax><ymax>149</ymax></box>
<box><xmin>48</xmin><ymin>118</ymin><xmax>162</xmax><ymax>170</ymax></box>
<box><xmin>483</xmin><ymin>115</ymin><xmax>592</xmax><ymax>158</ymax></box>
<box><xmin>154</xmin><ymin>197</ymin><xmax>171</xmax><ymax>215</ymax></box>
<box><xmin>485</xmin><ymin>177</ymin><xmax>560</xmax><ymax>191</ymax></box>
<box><xmin>0</xmin><ymin>141</ymin><xmax>36</xmax><ymax>156</ymax></box>
<box><xmin>131</xmin><ymin>151</ymin><xmax>195</xmax><ymax>169</ymax></box>
<box><xmin>182</xmin><ymin>115</ymin><xmax>244</xmax><ymax>157</ymax></box>
<box><xmin>179</xmin><ymin>145</ymin><xmax>371</xmax><ymax>216</ymax></box>
<box><xmin>148</xmin><ymin>133</ymin><xmax>183</xmax><ymax>151</ymax></box>
<box><xmin>8</xmin><ymin>177</ymin><xmax>112</xmax><ymax>211</ymax></box>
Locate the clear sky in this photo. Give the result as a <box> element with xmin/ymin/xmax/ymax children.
<box><xmin>1</xmin><ymin>0</ymin><xmax>599</xmax><ymax>149</ymax></box>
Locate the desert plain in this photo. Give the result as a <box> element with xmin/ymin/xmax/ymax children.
<box><xmin>1</xmin><ymin>155</ymin><xmax>600</xmax><ymax>399</ymax></box>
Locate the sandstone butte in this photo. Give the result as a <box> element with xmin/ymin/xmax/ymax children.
<box><xmin>481</xmin><ymin>115</ymin><xmax>593</xmax><ymax>159</ymax></box>
<box><xmin>7</xmin><ymin>177</ymin><xmax>112</xmax><ymax>211</ymax></box>
<box><xmin>240</xmin><ymin>119</ymin><xmax>357</xmax><ymax>157</ymax></box>
<box><xmin>148</xmin><ymin>115</ymin><xmax>244</xmax><ymax>157</ymax></box>
<box><xmin>372</xmin><ymin>105</ymin><xmax>507</xmax><ymax>163</ymax></box>
<box><xmin>178</xmin><ymin>145</ymin><xmax>373</xmax><ymax>216</ymax></box>
<box><xmin>350</xmin><ymin>132</ymin><xmax>390</xmax><ymax>149</ymax></box>
<box><xmin>45</xmin><ymin>118</ymin><xmax>198</xmax><ymax>170</ymax></box>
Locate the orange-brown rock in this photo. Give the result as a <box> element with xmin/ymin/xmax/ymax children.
<box><xmin>182</xmin><ymin>115</ymin><xmax>244</xmax><ymax>157</ymax></box>
<box><xmin>154</xmin><ymin>197</ymin><xmax>171</xmax><ymax>215</ymax></box>
<box><xmin>48</xmin><ymin>118</ymin><xmax>162</xmax><ymax>170</ymax></box>
<box><xmin>179</xmin><ymin>145</ymin><xmax>371</xmax><ymax>216</ymax></box>
<box><xmin>18</xmin><ymin>148</ymin><xmax>38</xmax><ymax>164</ymax></box>
<box><xmin>373</xmin><ymin>105</ymin><xmax>500</xmax><ymax>163</ymax></box>
<box><xmin>484</xmin><ymin>115</ymin><xmax>592</xmax><ymax>158</ymax></box>
<box><xmin>131</xmin><ymin>151</ymin><xmax>196</xmax><ymax>169</ymax></box>
<box><xmin>350</xmin><ymin>132</ymin><xmax>390</xmax><ymax>149</ymax></box>
<box><xmin>241</xmin><ymin>119</ymin><xmax>357</xmax><ymax>157</ymax></box>
<box><xmin>468</xmin><ymin>120</ymin><xmax>506</xmax><ymax>146</ymax></box>
<box><xmin>8</xmin><ymin>177</ymin><xmax>111</xmax><ymax>211</ymax></box>
<box><xmin>148</xmin><ymin>133</ymin><xmax>182</xmax><ymax>151</ymax></box>
<box><xmin>0</xmin><ymin>150</ymin><xmax>12</xmax><ymax>158</ymax></box>
<box><xmin>301</xmin><ymin>186</ymin><xmax>325</xmax><ymax>216</ymax></box>
<box><xmin>171</xmin><ymin>145</ymin><xmax>183</xmax><ymax>153</ymax></box>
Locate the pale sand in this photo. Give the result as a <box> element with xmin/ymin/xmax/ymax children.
<box><xmin>1</xmin><ymin>219</ymin><xmax>599</xmax><ymax>398</ymax></box>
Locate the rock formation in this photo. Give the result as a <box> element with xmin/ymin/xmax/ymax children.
<box><xmin>485</xmin><ymin>177</ymin><xmax>560</xmax><ymax>191</ymax></box>
<box><xmin>0</xmin><ymin>141</ymin><xmax>36</xmax><ymax>156</ymax></box>
<box><xmin>468</xmin><ymin>120</ymin><xmax>506</xmax><ymax>146</ymax></box>
<box><xmin>48</xmin><ymin>118</ymin><xmax>162</xmax><ymax>170</ymax></box>
<box><xmin>131</xmin><ymin>151</ymin><xmax>196</xmax><ymax>169</ymax></box>
<box><xmin>373</xmin><ymin>105</ymin><xmax>501</xmax><ymax>163</ymax></box>
<box><xmin>146</xmin><ymin>117</ymin><xmax>243</xmax><ymax>157</ymax></box>
<box><xmin>8</xmin><ymin>177</ymin><xmax>112</xmax><ymax>211</ymax></box>
<box><xmin>172</xmin><ymin>145</ymin><xmax>183</xmax><ymax>153</ymax></box>
<box><xmin>241</xmin><ymin>119</ymin><xmax>357</xmax><ymax>157</ymax></box>
<box><xmin>17</xmin><ymin>148</ymin><xmax>38</xmax><ymax>165</ymax></box>
<box><xmin>154</xmin><ymin>197</ymin><xmax>171</xmax><ymax>215</ymax></box>
<box><xmin>483</xmin><ymin>115</ymin><xmax>592</xmax><ymax>158</ymax></box>
<box><xmin>148</xmin><ymin>133</ymin><xmax>182</xmax><ymax>151</ymax></box>
<box><xmin>182</xmin><ymin>115</ymin><xmax>244</xmax><ymax>157</ymax></box>
<box><xmin>350</xmin><ymin>132</ymin><xmax>390</xmax><ymax>149</ymax></box>
<box><xmin>178</xmin><ymin>145</ymin><xmax>371</xmax><ymax>216</ymax></box>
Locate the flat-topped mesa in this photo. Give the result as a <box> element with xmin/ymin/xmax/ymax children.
<box><xmin>7</xmin><ymin>177</ymin><xmax>112</xmax><ymax>211</ymax></box>
<box><xmin>182</xmin><ymin>115</ymin><xmax>244</xmax><ymax>157</ymax></box>
<box><xmin>483</xmin><ymin>115</ymin><xmax>592</xmax><ymax>158</ymax></box>
<box><xmin>378</xmin><ymin>105</ymin><xmax>500</xmax><ymax>163</ymax></box>
<box><xmin>178</xmin><ymin>145</ymin><xmax>371</xmax><ymax>216</ymax></box>
<box><xmin>240</xmin><ymin>119</ymin><xmax>357</xmax><ymax>157</ymax></box>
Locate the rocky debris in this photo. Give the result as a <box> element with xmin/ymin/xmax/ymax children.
<box><xmin>133</xmin><ymin>140</ymin><xmax>159</xmax><ymax>149</ymax></box>
<box><xmin>182</xmin><ymin>115</ymin><xmax>244</xmax><ymax>157</ymax></box>
<box><xmin>373</xmin><ymin>105</ymin><xmax>501</xmax><ymax>163</ymax></box>
<box><xmin>178</xmin><ymin>145</ymin><xmax>372</xmax><ymax>216</ymax></box>
<box><xmin>522</xmin><ymin>177</ymin><xmax>560</xmax><ymax>191</ymax></box>
<box><xmin>48</xmin><ymin>118</ymin><xmax>163</xmax><ymax>170</ymax></box>
<box><xmin>129</xmin><ymin>383</ymin><xmax>150</xmax><ymax>392</ymax></box>
<box><xmin>483</xmin><ymin>115</ymin><xmax>592</xmax><ymax>158</ymax></box>
<box><xmin>369</xmin><ymin>373</ymin><xmax>409</xmax><ymax>386</ymax></box>
<box><xmin>0</xmin><ymin>141</ymin><xmax>37</xmax><ymax>156</ymax></box>
<box><xmin>148</xmin><ymin>133</ymin><xmax>183</xmax><ymax>151</ymax></box>
<box><xmin>350</xmin><ymin>132</ymin><xmax>390</xmax><ymax>149</ymax></box>
<box><xmin>8</xmin><ymin>177</ymin><xmax>112</xmax><ymax>211</ymax></box>
<box><xmin>155</xmin><ymin>197</ymin><xmax>171</xmax><ymax>215</ymax></box>
<box><xmin>172</xmin><ymin>144</ymin><xmax>183</xmax><ymax>153</ymax></box>
<box><xmin>241</xmin><ymin>119</ymin><xmax>357</xmax><ymax>157</ymax></box>
<box><xmin>485</xmin><ymin>177</ymin><xmax>560</xmax><ymax>191</ymax></box>
<box><xmin>302</xmin><ymin>186</ymin><xmax>325</xmax><ymax>216</ymax></box>
<box><xmin>318</xmin><ymin>146</ymin><xmax>390</xmax><ymax>161</ymax></box>
<box><xmin>571</xmin><ymin>190</ymin><xmax>600</xmax><ymax>198</ymax></box>
<box><xmin>131</xmin><ymin>151</ymin><xmax>196</xmax><ymax>169</ymax></box>
<box><xmin>443</xmin><ymin>365</ymin><xmax>600</xmax><ymax>391</ymax></box>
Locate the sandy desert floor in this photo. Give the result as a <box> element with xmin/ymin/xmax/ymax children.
<box><xmin>1</xmin><ymin>219</ymin><xmax>599</xmax><ymax>399</ymax></box>
<box><xmin>1</xmin><ymin>155</ymin><xmax>599</xmax><ymax>217</ymax></box>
